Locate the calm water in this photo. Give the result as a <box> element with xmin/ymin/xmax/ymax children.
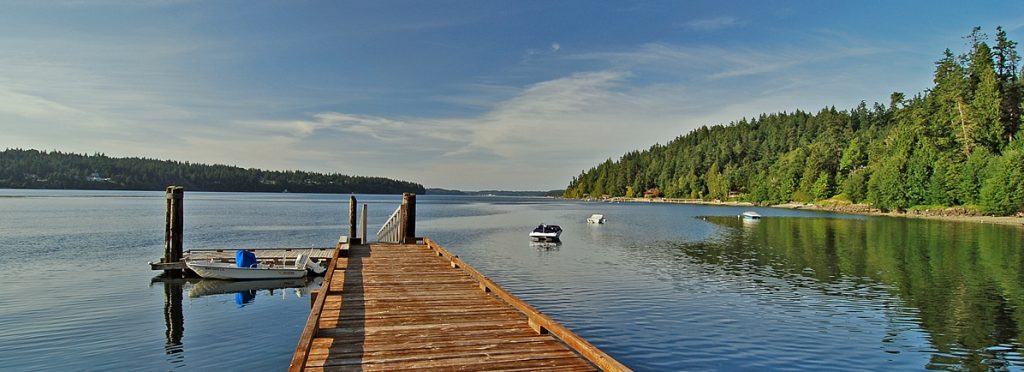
<box><xmin>1</xmin><ymin>190</ymin><xmax>1022</xmax><ymax>371</ymax></box>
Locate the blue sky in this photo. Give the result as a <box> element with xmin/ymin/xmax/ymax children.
<box><xmin>2</xmin><ymin>1</ymin><xmax>1022</xmax><ymax>190</ymax></box>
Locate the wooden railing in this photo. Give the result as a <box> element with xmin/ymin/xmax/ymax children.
<box><xmin>287</xmin><ymin>239</ymin><xmax>343</xmax><ymax>372</ymax></box>
<box><xmin>375</xmin><ymin>193</ymin><xmax>416</xmax><ymax>244</ymax></box>
<box><xmin>376</xmin><ymin>205</ymin><xmax>402</xmax><ymax>243</ymax></box>
<box><xmin>423</xmin><ymin>238</ymin><xmax>632</xmax><ymax>372</ymax></box>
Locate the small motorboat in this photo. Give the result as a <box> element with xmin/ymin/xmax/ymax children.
<box><xmin>186</xmin><ymin>250</ymin><xmax>324</xmax><ymax>280</ymax></box>
<box><xmin>529</xmin><ymin>224</ymin><xmax>563</xmax><ymax>241</ymax></box>
<box><xmin>739</xmin><ymin>211</ymin><xmax>762</xmax><ymax>220</ymax></box>
<box><xmin>586</xmin><ymin>214</ymin><xmax>606</xmax><ymax>224</ymax></box>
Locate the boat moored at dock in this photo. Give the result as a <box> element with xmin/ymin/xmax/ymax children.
<box><xmin>185</xmin><ymin>250</ymin><xmax>324</xmax><ymax>280</ymax></box>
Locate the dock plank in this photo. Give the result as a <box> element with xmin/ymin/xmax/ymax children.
<box><xmin>291</xmin><ymin>241</ymin><xmax>628</xmax><ymax>371</ymax></box>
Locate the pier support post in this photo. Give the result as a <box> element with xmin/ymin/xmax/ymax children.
<box><xmin>348</xmin><ymin>195</ymin><xmax>359</xmax><ymax>244</ymax></box>
<box><xmin>400</xmin><ymin>193</ymin><xmax>416</xmax><ymax>244</ymax></box>
<box><xmin>164</xmin><ymin>186</ymin><xmax>184</xmax><ymax>276</ymax></box>
<box><xmin>361</xmin><ymin>204</ymin><xmax>368</xmax><ymax>244</ymax></box>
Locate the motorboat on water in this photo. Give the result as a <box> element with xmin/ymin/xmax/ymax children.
<box><xmin>186</xmin><ymin>250</ymin><xmax>326</xmax><ymax>280</ymax></box>
<box><xmin>529</xmin><ymin>224</ymin><xmax>563</xmax><ymax>241</ymax></box>
<box><xmin>586</xmin><ymin>214</ymin><xmax>606</xmax><ymax>224</ymax></box>
<box><xmin>739</xmin><ymin>211</ymin><xmax>762</xmax><ymax>220</ymax></box>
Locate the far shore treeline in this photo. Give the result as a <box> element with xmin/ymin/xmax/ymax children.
<box><xmin>565</xmin><ymin>27</ymin><xmax>1024</xmax><ymax>216</ymax></box>
<box><xmin>0</xmin><ymin>149</ymin><xmax>425</xmax><ymax>194</ymax></box>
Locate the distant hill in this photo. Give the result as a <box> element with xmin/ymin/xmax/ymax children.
<box><xmin>0</xmin><ymin>149</ymin><xmax>425</xmax><ymax>194</ymax></box>
<box><xmin>566</xmin><ymin>26</ymin><xmax>1024</xmax><ymax>215</ymax></box>
<box><xmin>426</xmin><ymin>188</ymin><xmax>564</xmax><ymax>197</ymax></box>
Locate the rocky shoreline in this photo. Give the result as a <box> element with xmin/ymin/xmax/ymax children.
<box><xmin>591</xmin><ymin>197</ymin><xmax>1024</xmax><ymax>227</ymax></box>
<box><xmin>776</xmin><ymin>202</ymin><xmax>1024</xmax><ymax>227</ymax></box>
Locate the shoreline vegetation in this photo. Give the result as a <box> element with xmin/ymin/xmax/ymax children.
<box><xmin>0</xmin><ymin>149</ymin><xmax>425</xmax><ymax>194</ymax></box>
<box><xmin>585</xmin><ymin>196</ymin><xmax>1024</xmax><ymax>227</ymax></box>
<box><xmin>564</xmin><ymin>27</ymin><xmax>1024</xmax><ymax>218</ymax></box>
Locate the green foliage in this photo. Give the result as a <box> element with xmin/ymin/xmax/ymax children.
<box><xmin>705</xmin><ymin>163</ymin><xmax>729</xmax><ymax>200</ymax></box>
<box><xmin>926</xmin><ymin>159</ymin><xmax>954</xmax><ymax>205</ymax></box>
<box><xmin>0</xmin><ymin>149</ymin><xmax>425</xmax><ymax>194</ymax></box>
<box><xmin>809</xmin><ymin>171</ymin><xmax>833</xmax><ymax>201</ymax></box>
<box><xmin>842</xmin><ymin>168</ymin><xmax>869</xmax><ymax>203</ymax></box>
<box><xmin>980</xmin><ymin>149</ymin><xmax>1024</xmax><ymax>214</ymax></box>
<box><xmin>838</xmin><ymin>138</ymin><xmax>866</xmax><ymax>174</ymax></box>
<box><xmin>563</xmin><ymin>26</ymin><xmax>1024</xmax><ymax>215</ymax></box>
<box><xmin>955</xmin><ymin>149</ymin><xmax>994</xmax><ymax>205</ymax></box>
<box><xmin>868</xmin><ymin>156</ymin><xmax>909</xmax><ymax>211</ymax></box>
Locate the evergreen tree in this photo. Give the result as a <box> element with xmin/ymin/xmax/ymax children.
<box><xmin>993</xmin><ymin>26</ymin><xmax>1022</xmax><ymax>142</ymax></box>
<box><xmin>967</xmin><ymin>42</ymin><xmax>1004</xmax><ymax>152</ymax></box>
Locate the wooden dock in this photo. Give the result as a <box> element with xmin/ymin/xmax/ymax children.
<box><xmin>290</xmin><ymin>238</ymin><xmax>630</xmax><ymax>371</ymax></box>
<box><xmin>145</xmin><ymin>188</ymin><xmax>627</xmax><ymax>370</ymax></box>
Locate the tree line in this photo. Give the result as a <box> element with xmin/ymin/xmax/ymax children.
<box><xmin>565</xmin><ymin>27</ymin><xmax>1024</xmax><ymax>215</ymax></box>
<box><xmin>0</xmin><ymin>149</ymin><xmax>425</xmax><ymax>194</ymax></box>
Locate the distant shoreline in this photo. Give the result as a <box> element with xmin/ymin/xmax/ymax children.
<box><xmin>583</xmin><ymin>197</ymin><xmax>1024</xmax><ymax>228</ymax></box>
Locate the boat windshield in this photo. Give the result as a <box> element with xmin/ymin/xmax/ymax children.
<box><xmin>532</xmin><ymin>224</ymin><xmax>562</xmax><ymax>233</ymax></box>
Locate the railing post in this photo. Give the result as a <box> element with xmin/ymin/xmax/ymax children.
<box><xmin>361</xmin><ymin>204</ymin><xmax>368</xmax><ymax>244</ymax></box>
<box><xmin>348</xmin><ymin>194</ymin><xmax>358</xmax><ymax>244</ymax></box>
<box><xmin>400</xmin><ymin>193</ymin><xmax>416</xmax><ymax>244</ymax></box>
<box><xmin>165</xmin><ymin>186</ymin><xmax>184</xmax><ymax>277</ymax></box>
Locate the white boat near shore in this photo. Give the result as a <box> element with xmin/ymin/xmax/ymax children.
<box><xmin>587</xmin><ymin>214</ymin><xmax>606</xmax><ymax>224</ymax></box>
<box><xmin>740</xmin><ymin>211</ymin><xmax>762</xmax><ymax>220</ymax></box>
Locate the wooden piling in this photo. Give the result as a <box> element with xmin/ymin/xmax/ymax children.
<box><xmin>361</xmin><ymin>203</ymin><xmax>368</xmax><ymax>243</ymax></box>
<box><xmin>400</xmin><ymin>192</ymin><xmax>416</xmax><ymax>244</ymax></box>
<box><xmin>165</xmin><ymin>186</ymin><xmax>184</xmax><ymax>275</ymax></box>
<box><xmin>348</xmin><ymin>194</ymin><xmax>358</xmax><ymax>243</ymax></box>
<box><xmin>164</xmin><ymin>187</ymin><xmax>172</xmax><ymax>261</ymax></box>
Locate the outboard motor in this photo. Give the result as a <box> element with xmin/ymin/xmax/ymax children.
<box><xmin>295</xmin><ymin>254</ymin><xmax>326</xmax><ymax>274</ymax></box>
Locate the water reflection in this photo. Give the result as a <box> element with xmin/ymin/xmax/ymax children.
<box><xmin>189</xmin><ymin>278</ymin><xmax>309</xmax><ymax>306</ymax></box>
<box><xmin>530</xmin><ymin>240</ymin><xmax>562</xmax><ymax>251</ymax></box>
<box><xmin>158</xmin><ymin>277</ymin><xmax>187</xmax><ymax>367</ymax></box>
<box><xmin>695</xmin><ymin>216</ymin><xmax>1024</xmax><ymax>370</ymax></box>
<box><xmin>152</xmin><ymin>275</ymin><xmax>319</xmax><ymax>368</ymax></box>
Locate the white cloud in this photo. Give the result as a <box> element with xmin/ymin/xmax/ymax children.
<box><xmin>679</xmin><ymin>16</ymin><xmax>740</xmax><ymax>31</ymax></box>
<box><xmin>0</xmin><ymin>19</ymin><xmax>920</xmax><ymax>190</ymax></box>
<box><xmin>572</xmin><ymin>42</ymin><xmax>887</xmax><ymax>80</ymax></box>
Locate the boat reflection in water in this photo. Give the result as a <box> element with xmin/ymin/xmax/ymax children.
<box><xmin>189</xmin><ymin>277</ymin><xmax>314</xmax><ymax>306</ymax></box>
<box><xmin>149</xmin><ymin>274</ymin><xmax>321</xmax><ymax>369</ymax></box>
<box><xmin>529</xmin><ymin>240</ymin><xmax>562</xmax><ymax>251</ymax></box>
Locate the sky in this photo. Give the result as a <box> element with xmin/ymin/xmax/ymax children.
<box><xmin>2</xmin><ymin>1</ymin><xmax>1023</xmax><ymax>190</ymax></box>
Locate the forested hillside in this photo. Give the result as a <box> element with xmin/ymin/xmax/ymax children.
<box><xmin>0</xmin><ymin>149</ymin><xmax>425</xmax><ymax>194</ymax></box>
<box><xmin>565</xmin><ymin>27</ymin><xmax>1024</xmax><ymax>215</ymax></box>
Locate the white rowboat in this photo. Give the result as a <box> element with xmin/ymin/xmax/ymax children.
<box><xmin>186</xmin><ymin>252</ymin><xmax>324</xmax><ymax>280</ymax></box>
<box><xmin>186</xmin><ymin>261</ymin><xmax>308</xmax><ymax>280</ymax></box>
